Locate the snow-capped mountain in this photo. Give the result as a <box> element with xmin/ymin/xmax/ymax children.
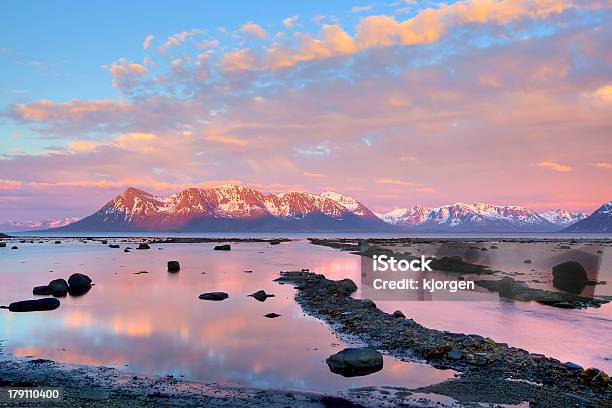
<box><xmin>55</xmin><ymin>185</ymin><xmax>392</xmax><ymax>232</ymax></box>
<box><xmin>564</xmin><ymin>201</ymin><xmax>612</xmax><ymax>233</ymax></box>
<box><xmin>539</xmin><ymin>209</ymin><xmax>588</xmax><ymax>226</ymax></box>
<box><xmin>380</xmin><ymin>202</ymin><xmax>558</xmax><ymax>232</ymax></box>
<box><xmin>0</xmin><ymin>217</ymin><xmax>80</xmax><ymax>232</ymax></box>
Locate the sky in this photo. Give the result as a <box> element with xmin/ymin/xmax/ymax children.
<box><xmin>1</xmin><ymin>0</ymin><xmax>611</xmax><ymax>221</ymax></box>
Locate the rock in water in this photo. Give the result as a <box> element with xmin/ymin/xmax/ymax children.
<box><xmin>499</xmin><ymin>276</ymin><xmax>515</xmax><ymax>298</ymax></box>
<box><xmin>167</xmin><ymin>261</ymin><xmax>180</xmax><ymax>272</ymax></box>
<box><xmin>552</xmin><ymin>261</ymin><xmax>587</xmax><ymax>294</ymax></box>
<box><xmin>137</xmin><ymin>243</ymin><xmax>150</xmax><ymax>250</ymax></box>
<box><xmin>9</xmin><ymin>298</ymin><xmax>60</xmax><ymax>312</ymax></box>
<box><xmin>68</xmin><ymin>273</ymin><xmax>92</xmax><ymax>289</ymax></box>
<box><xmin>109</xmin><ymin>244</ymin><xmax>120</xmax><ymax>248</ymax></box>
<box><xmin>0</xmin><ymin>242</ymin><xmax>6</xmax><ymax>248</ymax></box>
<box><xmin>198</xmin><ymin>292</ymin><xmax>229</xmax><ymax>301</ymax></box>
<box><xmin>249</xmin><ymin>290</ymin><xmax>275</xmax><ymax>302</ymax></box>
<box><xmin>33</xmin><ymin>286</ymin><xmax>52</xmax><ymax>295</ymax></box>
<box><xmin>213</xmin><ymin>244</ymin><xmax>231</xmax><ymax>251</ymax></box>
<box><xmin>48</xmin><ymin>279</ymin><xmax>69</xmax><ymax>297</ymax></box>
<box><xmin>270</xmin><ymin>239</ymin><xmax>281</xmax><ymax>245</ymax></box>
<box><xmin>325</xmin><ymin>348</ymin><xmax>383</xmax><ymax>377</ymax></box>
<box><xmin>264</xmin><ymin>313</ymin><xmax>281</xmax><ymax>318</ymax></box>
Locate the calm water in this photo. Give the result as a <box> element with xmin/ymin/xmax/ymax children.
<box><xmin>0</xmin><ymin>238</ymin><xmax>611</xmax><ymax>392</ymax></box>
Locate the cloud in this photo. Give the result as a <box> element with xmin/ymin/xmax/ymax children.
<box><xmin>415</xmin><ymin>187</ymin><xmax>435</xmax><ymax>193</ymax></box>
<box><xmin>160</xmin><ymin>29</ymin><xmax>203</xmax><ymax>51</ymax></box>
<box><xmin>536</xmin><ymin>161</ymin><xmax>574</xmax><ymax>172</ymax></box>
<box><xmin>205</xmin><ymin>134</ymin><xmax>248</xmax><ymax>146</ymax></box>
<box><xmin>377</xmin><ymin>178</ymin><xmax>418</xmax><ymax>185</ymax></box>
<box><xmin>590</xmin><ymin>84</ymin><xmax>612</xmax><ymax>104</ymax></box>
<box><xmin>303</xmin><ymin>171</ymin><xmax>326</xmax><ymax>178</ymax></box>
<box><xmin>0</xmin><ymin>179</ymin><xmax>23</xmax><ymax>190</ymax></box>
<box><xmin>351</xmin><ymin>4</ymin><xmax>374</xmax><ymax>13</ymax></box>
<box><xmin>109</xmin><ymin>58</ymin><xmax>147</xmax><ymax>89</ymax></box>
<box><xmin>69</xmin><ymin>140</ymin><xmax>99</xmax><ymax>153</ymax></box>
<box><xmin>594</xmin><ymin>162</ymin><xmax>612</xmax><ymax>169</ymax></box>
<box><xmin>220</xmin><ymin>49</ymin><xmax>257</xmax><ymax>73</ymax></box>
<box><xmin>241</xmin><ymin>23</ymin><xmax>267</xmax><ymax>39</ymax></box>
<box><xmin>143</xmin><ymin>34</ymin><xmax>154</xmax><ymax>49</ymax></box>
<box><xmin>282</xmin><ymin>16</ymin><xmax>299</xmax><ymax>28</ymax></box>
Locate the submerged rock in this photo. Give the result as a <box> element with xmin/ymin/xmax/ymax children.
<box><xmin>499</xmin><ymin>277</ymin><xmax>515</xmax><ymax>298</ymax></box>
<box><xmin>325</xmin><ymin>348</ymin><xmax>383</xmax><ymax>377</ymax></box>
<box><xmin>48</xmin><ymin>279</ymin><xmax>69</xmax><ymax>297</ymax></box>
<box><xmin>249</xmin><ymin>290</ymin><xmax>275</xmax><ymax>302</ymax></box>
<box><xmin>8</xmin><ymin>298</ymin><xmax>60</xmax><ymax>312</ymax></box>
<box><xmin>198</xmin><ymin>292</ymin><xmax>228</xmax><ymax>301</ymax></box>
<box><xmin>213</xmin><ymin>244</ymin><xmax>231</xmax><ymax>251</ymax></box>
<box><xmin>33</xmin><ymin>286</ymin><xmax>52</xmax><ymax>296</ymax></box>
<box><xmin>167</xmin><ymin>261</ymin><xmax>180</xmax><ymax>272</ymax></box>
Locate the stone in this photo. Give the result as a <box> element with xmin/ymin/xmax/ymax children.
<box><xmin>198</xmin><ymin>292</ymin><xmax>228</xmax><ymax>301</ymax></box>
<box><xmin>54</xmin><ymin>241</ymin><xmax>61</xmax><ymax>244</ymax></box>
<box><xmin>33</xmin><ymin>286</ymin><xmax>52</xmax><ymax>295</ymax></box>
<box><xmin>8</xmin><ymin>298</ymin><xmax>60</xmax><ymax>312</ymax></box>
<box><xmin>109</xmin><ymin>244</ymin><xmax>120</xmax><ymax>248</ymax></box>
<box><xmin>270</xmin><ymin>239</ymin><xmax>281</xmax><ymax>245</ymax></box>
<box><xmin>325</xmin><ymin>348</ymin><xmax>383</xmax><ymax>377</ymax></box>
<box><xmin>264</xmin><ymin>313</ymin><xmax>281</xmax><ymax>318</ymax></box>
<box><xmin>0</xmin><ymin>242</ymin><xmax>6</xmax><ymax>248</ymax></box>
<box><xmin>249</xmin><ymin>290</ymin><xmax>275</xmax><ymax>302</ymax></box>
<box><xmin>447</xmin><ymin>348</ymin><xmax>462</xmax><ymax>361</ymax></box>
<box><xmin>336</xmin><ymin>278</ymin><xmax>358</xmax><ymax>294</ymax></box>
<box><xmin>137</xmin><ymin>243</ymin><xmax>150</xmax><ymax>250</ymax></box>
<box><xmin>564</xmin><ymin>362</ymin><xmax>583</xmax><ymax>371</ymax></box>
<box><xmin>552</xmin><ymin>261</ymin><xmax>587</xmax><ymax>294</ymax></box>
<box><xmin>68</xmin><ymin>273</ymin><xmax>92</xmax><ymax>289</ymax></box>
<box><xmin>214</xmin><ymin>244</ymin><xmax>231</xmax><ymax>251</ymax></box>
<box><xmin>392</xmin><ymin>310</ymin><xmax>405</xmax><ymax>318</ymax></box>
<box><xmin>48</xmin><ymin>279</ymin><xmax>69</xmax><ymax>297</ymax></box>
<box><xmin>523</xmin><ymin>259</ymin><xmax>532</xmax><ymax>264</ymax></box>
<box><xmin>167</xmin><ymin>261</ymin><xmax>180</xmax><ymax>272</ymax></box>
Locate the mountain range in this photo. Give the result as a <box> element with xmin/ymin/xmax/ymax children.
<box><xmin>54</xmin><ymin>185</ymin><xmax>391</xmax><ymax>232</ymax></box>
<box><xmin>0</xmin><ymin>218</ymin><xmax>80</xmax><ymax>232</ymax></box>
<box><xmin>4</xmin><ymin>185</ymin><xmax>610</xmax><ymax>233</ymax></box>
<box><xmin>379</xmin><ymin>203</ymin><xmax>589</xmax><ymax>232</ymax></box>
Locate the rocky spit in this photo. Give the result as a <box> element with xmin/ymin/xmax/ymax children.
<box><xmin>275</xmin><ymin>271</ymin><xmax>611</xmax><ymax>407</ymax></box>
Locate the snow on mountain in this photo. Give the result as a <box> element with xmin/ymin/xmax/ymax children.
<box><xmin>381</xmin><ymin>202</ymin><xmax>557</xmax><ymax>232</ymax></box>
<box><xmin>564</xmin><ymin>201</ymin><xmax>612</xmax><ymax>233</ymax></box>
<box><xmin>55</xmin><ymin>185</ymin><xmax>392</xmax><ymax>232</ymax></box>
<box><xmin>539</xmin><ymin>209</ymin><xmax>588</xmax><ymax>226</ymax></box>
<box><xmin>0</xmin><ymin>217</ymin><xmax>80</xmax><ymax>232</ymax></box>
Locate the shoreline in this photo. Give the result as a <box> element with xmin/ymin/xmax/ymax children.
<box><xmin>276</xmin><ymin>270</ymin><xmax>611</xmax><ymax>407</ymax></box>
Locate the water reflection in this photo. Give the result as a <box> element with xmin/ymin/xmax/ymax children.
<box><xmin>0</xmin><ymin>240</ymin><xmax>453</xmax><ymax>391</ymax></box>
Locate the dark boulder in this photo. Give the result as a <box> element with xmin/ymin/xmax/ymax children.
<box><xmin>336</xmin><ymin>279</ymin><xmax>358</xmax><ymax>294</ymax></box>
<box><xmin>392</xmin><ymin>310</ymin><xmax>405</xmax><ymax>318</ymax></box>
<box><xmin>124</xmin><ymin>248</ymin><xmax>130</xmax><ymax>252</ymax></box>
<box><xmin>33</xmin><ymin>286</ymin><xmax>52</xmax><ymax>296</ymax></box>
<box><xmin>198</xmin><ymin>292</ymin><xmax>229</xmax><ymax>301</ymax></box>
<box><xmin>137</xmin><ymin>243</ymin><xmax>150</xmax><ymax>250</ymax></box>
<box><xmin>109</xmin><ymin>244</ymin><xmax>120</xmax><ymax>248</ymax></box>
<box><xmin>325</xmin><ymin>348</ymin><xmax>383</xmax><ymax>377</ymax></box>
<box><xmin>9</xmin><ymin>298</ymin><xmax>60</xmax><ymax>312</ymax></box>
<box><xmin>552</xmin><ymin>261</ymin><xmax>588</xmax><ymax>294</ymax></box>
<box><xmin>11</xmin><ymin>246</ymin><xmax>18</xmax><ymax>249</ymax></box>
<box><xmin>167</xmin><ymin>261</ymin><xmax>180</xmax><ymax>272</ymax></box>
<box><xmin>68</xmin><ymin>273</ymin><xmax>92</xmax><ymax>289</ymax></box>
<box><xmin>0</xmin><ymin>242</ymin><xmax>6</xmax><ymax>247</ymax></box>
<box><xmin>48</xmin><ymin>279</ymin><xmax>69</xmax><ymax>297</ymax></box>
<box><xmin>214</xmin><ymin>244</ymin><xmax>231</xmax><ymax>251</ymax></box>
<box><xmin>264</xmin><ymin>313</ymin><xmax>281</xmax><ymax>318</ymax></box>
<box><xmin>249</xmin><ymin>290</ymin><xmax>275</xmax><ymax>302</ymax></box>
<box><xmin>270</xmin><ymin>239</ymin><xmax>281</xmax><ymax>245</ymax></box>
